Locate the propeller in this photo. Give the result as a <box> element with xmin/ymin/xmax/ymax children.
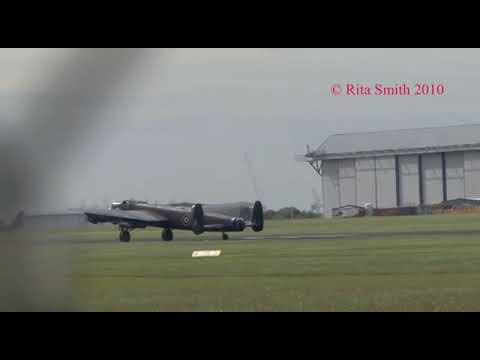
<box><xmin>191</xmin><ymin>204</ymin><xmax>204</xmax><ymax>235</ymax></box>
<box><xmin>251</xmin><ymin>201</ymin><xmax>264</xmax><ymax>232</ymax></box>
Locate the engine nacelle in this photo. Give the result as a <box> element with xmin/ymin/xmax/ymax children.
<box><xmin>231</xmin><ymin>217</ymin><xmax>246</xmax><ymax>231</ymax></box>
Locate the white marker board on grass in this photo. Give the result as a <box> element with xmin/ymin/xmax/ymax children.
<box><xmin>192</xmin><ymin>250</ymin><xmax>222</xmax><ymax>258</ymax></box>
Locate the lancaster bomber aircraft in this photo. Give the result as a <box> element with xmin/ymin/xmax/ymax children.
<box><xmin>84</xmin><ymin>200</ymin><xmax>264</xmax><ymax>242</ymax></box>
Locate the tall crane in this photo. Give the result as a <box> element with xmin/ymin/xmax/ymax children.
<box><xmin>244</xmin><ymin>152</ymin><xmax>263</xmax><ymax>205</ymax></box>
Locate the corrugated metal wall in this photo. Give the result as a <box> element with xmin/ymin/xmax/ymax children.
<box><xmin>321</xmin><ymin>150</ymin><xmax>480</xmax><ymax>217</ymax></box>
<box><xmin>322</xmin><ymin>160</ymin><xmax>340</xmax><ymax>217</ymax></box>
<box><xmin>465</xmin><ymin>151</ymin><xmax>480</xmax><ymax>198</ymax></box>
<box><xmin>355</xmin><ymin>157</ymin><xmax>376</xmax><ymax>207</ymax></box>
<box><xmin>399</xmin><ymin>155</ymin><xmax>419</xmax><ymax>206</ymax></box>
<box><xmin>422</xmin><ymin>154</ymin><xmax>443</xmax><ymax>204</ymax></box>
<box><xmin>375</xmin><ymin>156</ymin><xmax>396</xmax><ymax>208</ymax></box>
<box><xmin>339</xmin><ymin>159</ymin><xmax>356</xmax><ymax>206</ymax></box>
<box><xmin>445</xmin><ymin>152</ymin><xmax>465</xmax><ymax>199</ymax></box>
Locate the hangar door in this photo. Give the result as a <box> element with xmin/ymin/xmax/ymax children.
<box><xmin>339</xmin><ymin>159</ymin><xmax>356</xmax><ymax>206</ymax></box>
<box><xmin>399</xmin><ymin>155</ymin><xmax>419</xmax><ymax>206</ymax></box>
<box><xmin>375</xmin><ymin>156</ymin><xmax>396</xmax><ymax>208</ymax></box>
<box><xmin>355</xmin><ymin>157</ymin><xmax>376</xmax><ymax>207</ymax></box>
<box><xmin>445</xmin><ymin>152</ymin><xmax>465</xmax><ymax>199</ymax></box>
<box><xmin>464</xmin><ymin>151</ymin><xmax>480</xmax><ymax>198</ymax></box>
<box><xmin>322</xmin><ymin>160</ymin><xmax>340</xmax><ymax>217</ymax></box>
<box><xmin>422</xmin><ymin>154</ymin><xmax>443</xmax><ymax>204</ymax></box>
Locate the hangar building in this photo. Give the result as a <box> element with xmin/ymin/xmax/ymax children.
<box><xmin>20</xmin><ymin>211</ymin><xmax>96</xmax><ymax>231</ymax></box>
<box><xmin>304</xmin><ymin>124</ymin><xmax>480</xmax><ymax>217</ymax></box>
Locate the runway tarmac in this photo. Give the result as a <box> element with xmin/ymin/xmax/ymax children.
<box><xmin>24</xmin><ymin>228</ymin><xmax>480</xmax><ymax>245</ymax></box>
<box><xmin>243</xmin><ymin>229</ymin><xmax>480</xmax><ymax>240</ymax></box>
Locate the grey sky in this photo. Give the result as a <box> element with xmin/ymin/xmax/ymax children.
<box><xmin>2</xmin><ymin>48</ymin><xmax>480</xmax><ymax>211</ymax></box>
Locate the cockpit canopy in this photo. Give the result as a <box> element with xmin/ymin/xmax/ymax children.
<box><xmin>109</xmin><ymin>201</ymin><xmax>125</xmax><ymax>210</ymax></box>
<box><xmin>110</xmin><ymin>199</ymin><xmax>148</xmax><ymax>210</ymax></box>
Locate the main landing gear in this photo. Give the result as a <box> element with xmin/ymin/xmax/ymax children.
<box><xmin>222</xmin><ymin>232</ymin><xmax>229</xmax><ymax>240</ymax></box>
<box><xmin>162</xmin><ymin>228</ymin><xmax>173</xmax><ymax>241</ymax></box>
<box><xmin>119</xmin><ymin>229</ymin><xmax>131</xmax><ymax>242</ymax></box>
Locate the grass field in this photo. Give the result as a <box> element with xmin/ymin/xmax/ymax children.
<box><xmin>34</xmin><ymin>214</ymin><xmax>480</xmax><ymax>311</ymax></box>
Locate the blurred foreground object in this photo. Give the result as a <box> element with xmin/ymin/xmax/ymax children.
<box><xmin>0</xmin><ymin>48</ymin><xmax>147</xmax><ymax>311</ymax></box>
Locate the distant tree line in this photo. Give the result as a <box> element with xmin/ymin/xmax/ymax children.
<box><xmin>263</xmin><ymin>207</ymin><xmax>321</xmax><ymax>220</ymax></box>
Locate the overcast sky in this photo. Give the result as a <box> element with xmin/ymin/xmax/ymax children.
<box><xmin>2</xmin><ymin>48</ymin><xmax>480</xmax><ymax>211</ymax></box>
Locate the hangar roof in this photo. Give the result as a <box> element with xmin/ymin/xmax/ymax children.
<box><xmin>306</xmin><ymin>123</ymin><xmax>480</xmax><ymax>160</ymax></box>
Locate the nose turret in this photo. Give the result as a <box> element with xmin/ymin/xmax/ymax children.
<box><xmin>231</xmin><ymin>217</ymin><xmax>246</xmax><ymax>231</ymax></box>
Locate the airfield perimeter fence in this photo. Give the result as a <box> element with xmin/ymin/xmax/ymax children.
<box><xmin>333</xmin><ymin>203</ymin><xmax>480</xmax><ymax>218</ymax></box>
<box><xmin>437</xmin><ymin>205</ymin><xmax>480</xmax><ymax>215</ymax></box>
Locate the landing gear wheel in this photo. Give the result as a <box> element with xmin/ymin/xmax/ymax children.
<box><xmin>119</xmin><ymin>230</ymin><xmax>131</xmax><ymax>242</ymax></box>
<box><xmin>222</xmin><ymin>233</ymin><xmax>229</xmax><ymax>240</ymax></box>
<box><xmin>162</xmin><ymin>229</ymin><xmax>173</xmax><ymax>241</ymax></box>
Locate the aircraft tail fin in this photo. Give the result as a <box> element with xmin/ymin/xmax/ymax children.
<box><xmin>1</xmin><ymin>211</ymin><xmax>24</xmax><ymax>232</ymax></box>
<box><xmin>191</xmin><ymin>204</ymin><xmax>204</xmax><ymax>235</ymax></box>
<box><xmin>251</xmin><ymin>201</ymin><xmax>264</xmax><ymax>232</ymax></box>
<box><xmin>10</xmin><ymin>211</ymin><xmax>24</xmax><ymax>230</ymax></box>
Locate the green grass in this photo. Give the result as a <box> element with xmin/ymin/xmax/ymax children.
<box><xmin>46</xmin><ymin>213</ymin><xmax>480</xmax><ymax>241</ymax></box>
<box><xmin>261</xmin><ymin>213</ymin><xmax>480</xmax><ymax>235</ymax></box>
<box><xmin>40</xmin><ymin>214</ymin><xmax>480</xmax><ymax>311</ymax></box>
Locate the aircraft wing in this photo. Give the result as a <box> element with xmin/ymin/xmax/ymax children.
<box><xmin>203</xmin><ymin>224</ymin><xmax>227</xmax><ymax>231</ymax></box>
<box><xmin>84</xmin><ymin>209</ymin><xmax>169</xmax><ymax>227</ymax></box>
